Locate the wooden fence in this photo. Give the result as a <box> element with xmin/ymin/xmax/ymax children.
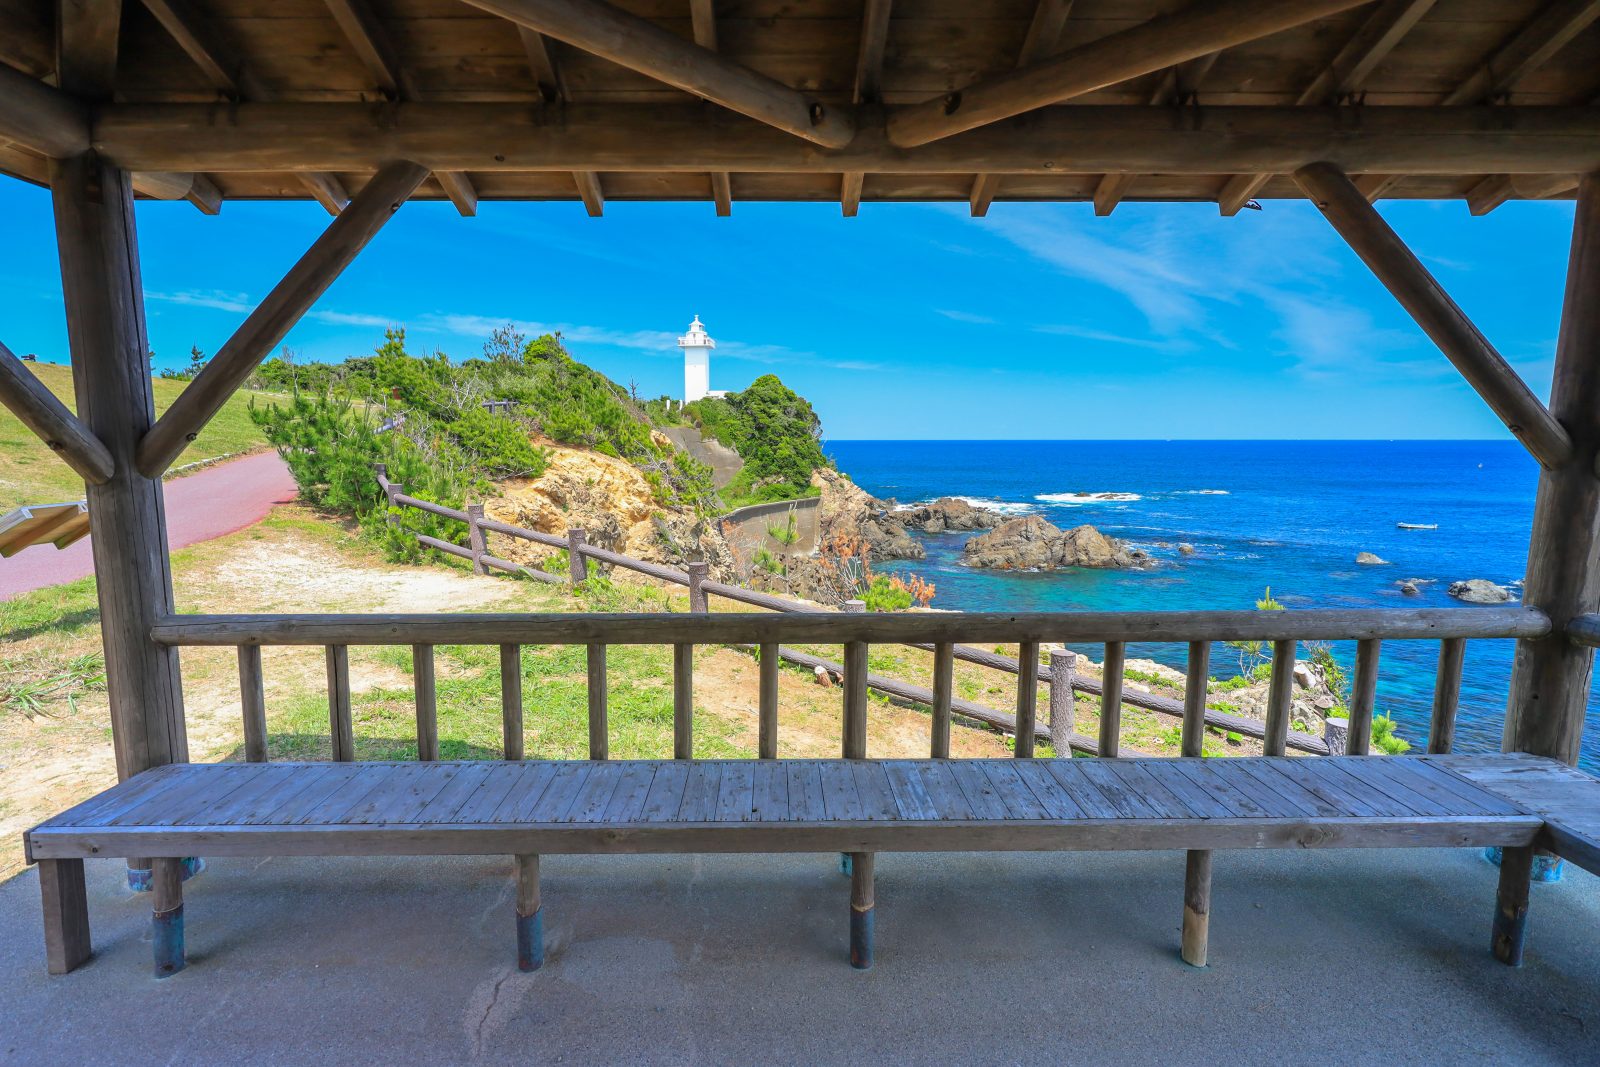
<box><xmin>369</xmin><ymin>465</ymin><xmax>1540</xmax><ymax>760</ymax></box>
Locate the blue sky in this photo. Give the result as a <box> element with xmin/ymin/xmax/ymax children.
<box><xmin>0</xmin><ymin>176</ymin><xmax>1576</xmax><ymax>441</ymax></box>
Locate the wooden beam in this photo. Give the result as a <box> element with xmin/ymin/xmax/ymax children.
<box><xmin>51</xmin><ymin>154</ymin><xmax>188</xmax><ymax>782</ymax></box>
<box><xmin>56</xmin><ymin>0</ymin><xmax>122</xmax><ymax>99</ymax></box>
<box><xmin>139</xmin><ymin>0</ymin><xmax>256</xmax><ymax>97</ymax></box>
<box><xmin>132</xmin><ymin>171</ymin><xmax>222</xmax><ymax>214</ymax></box>
<box><xmin>300</xmin><ymin>172</ymin><xmax>350</xmax><ymax>215</ymax></box>
<box><xmin>0</xmin><ymin>339</ymin><xmax>114</xmax><ymax>484</ymax></box>
<box><xmin>0</xmin><ymin>61</ymin><xmax>90</xmax><ymax>157</ymax></box>
<box><xmin>841</xmin><ymin>0</ymin><xmax>892</xmax><ymax>215</ymax></box>
<box><xmin>92</xmin><ymin>103</ymin><xmax>1600</xmax><ymax>178</ymax></box>
<box><xmin>1295</xmin><ymin>162</ymin><xmax>1573</xmax><ymax>469</ymax></box>
<box><xmin>709</xmin><ymin>170</ymin><xmax>731</xmax><ymax>216</ymax></box>
<box><xmin>1092</xmin><ymin>173</ymin><xmax>1134</xmax><ymax>216</ymax></box>
<box><xmin>517</xmin><ymin>26</ymin><xmax>562</xmax><ymax>102</ymax></box>
<box><xmin>435</xmin><ymin>170</ymin><xmax>478</xmax><ymax>216</ymax></box>
<box><xmin>138</xmin><ymin>160</ymin><xmax>429</xmax><ymax>477</ymax></box>
<box><xmin>1148</xmin><ymin>50</ymin><xmax>1221</xmax><ymax>107</ymax></box>
<box><xmin>689</xmin><ymin>0</ymin><xmax>732</xmax><ymax>216</ymax></box>
<box><xmin>887</xmin><ymin>0</ymin><xmax>1372</xmax><ymax>147</ymax></box>
<box><xmin>1219</xmin><ymin>0</ymin><xmax>1436</xmax><ymax>216</ymax></box>
<box><xmin>968</xmin><ymin>0</ymin><xmax>1071</xmax><ymax>217</ymax></box>
<box><xmin>573</xmin><ymin>170</ymin><xmax>603</xmax><ymax>216</ymax></box>
<box><xmin>459</xmin><ymin>0</ymin><xmax>852</xmax><ymax>148</ymax></box>
<box><xmin>323</xmin><ymin>0</ymin><xmax>415</xmax><ymax>101</ymax></box>
<box><xmin>1466</xmin><ymin>174</ymin><xmax>1516</xmax><ymax>216</ymax></box>
<box><xmin>1505</xmin><ymin>172</ymin><xmax>1600</xmax><ymax>766</ymax></box>
<box><xmin>1444</xmin><ymin>0</ymin><xmax>1600</xmax><ymax>105</ymax></box>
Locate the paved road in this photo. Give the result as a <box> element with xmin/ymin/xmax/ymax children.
<box><xmin>0</xmin><ymin>450</ymin><xmax>297</xmax><ymax>600</ymax></box>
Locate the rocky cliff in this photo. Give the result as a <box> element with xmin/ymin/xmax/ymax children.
<box><xmin>963</xmin><ymin>516</ymin><xmax>1141</xmax><ymax>570</ymax></box>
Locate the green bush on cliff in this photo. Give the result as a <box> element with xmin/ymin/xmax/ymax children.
<box><xmin>686</xmin><ymin>374</ymin><xmax>829</xmax><ymax>504</ymax></box>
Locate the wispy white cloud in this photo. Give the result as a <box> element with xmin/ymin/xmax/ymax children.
<box><xmin>146</xmin><ymin>289</ymin><xmax>253</xmax><ymax>314</ymax></box>
<box><xmin>308</xmin><ymin>309</ymin><xmax>395</xmax><ymax>328</ymax></box>
<box><xmin>1032</xmin><ymin>323</ymin><xmax>1187</xmax><ymax>351</ymax></box>
<box><xmin>936</xmin><ymin>309</ymin><xmax>997</xmax><ymax>325</ymax></box>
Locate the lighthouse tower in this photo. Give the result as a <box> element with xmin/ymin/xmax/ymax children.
<box><xmin>678</xmin><ymin>315</ymin><xmax>716</xmax><ymax>403</ymax></box>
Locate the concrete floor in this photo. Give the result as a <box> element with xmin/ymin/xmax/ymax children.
<box><xmin>1</xmin><ymin>848</ymin><xmax>1597</xmax><ymax>1065</ymax></box>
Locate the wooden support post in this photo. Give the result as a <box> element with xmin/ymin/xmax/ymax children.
<box><xmin>326</xmin><ymin>644</ymin><xmax>353</xmax><ymax>761</ymax></box>
<box><xmin>238</xmin><ymin>644</ymin><xmax>267</xmax><ymax>763</ymax></box>
<box><xmin>843</xmin><ymin>599</ymin><xmax>866</xmax><ymax>614</ymax></box>
<box><xmin>137</xmin><ymin>160</ymin><xmax>429</xmax><ymax>477</ymax></box>
<box><xmin>688</xmin><ymin>561</ymin><xmax>709</xmax><ymax>613</ymax></box>
<box><xmin>758</xmin><ymin>642</ymin><xmax>779</xmax><ymax>759</ymax></box>
<box><xmin>500</xmin><ymin>644</ymin><xmax>523</xmax><ymax>760</ymax></box>
<box><xmin>413</xmin><ymin>643</ymin><xmax>438</xmax><ymax>760</ymax></box>
<box><xmin>566</xmin><ymin>527</ymin><xmax>587</xmax><ymax>587</ymax></box>
<box><xmin>1429</xmin><ymin>637</ymin><xmax>1465</xmax><ymax>754</ymax></box>
<box><xmin>1014</xmin><ymin>639</ymin><xmax>1038</xmax><ymax>757</ymax></box>
<box><xmin>38</xmin><ymin>858</ymin><xmax>91</xmax><ymax>975</ymax></box>
<box><xmin>1348</xmin><ymin>639</ymin><xmax>1381</xmax><ymax>755</ymax></box>
<box><xmin>1295</xmin><ymin>161</ymin><xmax>1573</xmax><ymax>469</ymax></box>
<box><xmin>1181</xmin><ymin>848</ymin><xmax>1212</xmax><ymax>967</ymax></box>
<box><xmin>1506</xmin><ymin>172</ymin><xmax>1600</xmax><ymax>767</ymax></box>
<box><xmin>152</xmin><ymin>856</ymin><xmax>185</xmax><ymax>978</ymax></box>
<box><xmin>1099</xmin><ymin>641</ymin><xmax>1125</xmax><ymax>757</ymax></box>
<box><xmin>931</xmin><ymin>641</ymin><xmax>955</xmax><ymax>758</ymax></box>
<box><xmin>1263</xmin><ymin>640</ymin><xmax>1296</xmax><ymax>757</ymax></box>
<box><xmin>587</xmin><ymin>643</ymin><xmax>607</xmax><ymax>759</ymax></box>
<box><xmin>51</xmin><ymin>155</ymin><xmax>188</xmax><ymax>795</ymax></box>
<box><xmin>673</xmin><ymin>643</ymin><xmax>693</xmax><ymax>759</ymax></box>
<box><xmin>1048</xmin><ymin>648</ymin><xmax>1075</xmax><ymax>757</ymax></box>
<box><xmin>1181</xmin><ymin>641</ymin><xmax>1210</xmax><ymax>757</ymax></box>
<box><xmin>843</xmin><ymin>641</ymin><xmax>868</xmax><ymax>759</ymax></box>
<box><xmin>466</xmin><ymin>503</ymin><xmax>488</xmax><ymax>575</ymax></box>
<box><xmin>515</xmin><ymin>853</ymin><xmax>543</xmax><ymax>971</ymax></box>
<box><xmin>0</xmin><ymin>340</ymin><xmax>114</xmax><ymax>483</ymax></box>
<box><xmin>849</xmin><ymin>849</ymin><xmax>874</xmax><ymax>969</ymax></box>
<box><xmin>1491</xmin><ymin>844</ymin><xmax>1534</xmax><ymax>966</ymax></box>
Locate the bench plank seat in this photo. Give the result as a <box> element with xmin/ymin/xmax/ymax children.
<box><xmin>24</xmin><ymin>756</ymin><xmax>1543</xmax><ymax>863</ymax></box>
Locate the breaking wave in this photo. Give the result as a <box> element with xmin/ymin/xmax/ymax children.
<box><xmin>1035</xmin><ymin>491</ymin><xmax>1143</xmax><ymax>504</ymax></box>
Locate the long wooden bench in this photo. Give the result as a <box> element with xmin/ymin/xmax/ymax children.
<box><xmin>25</xmin><ymin>755</ymin><xmax>1552</xmax><ymax>978</ymax></box>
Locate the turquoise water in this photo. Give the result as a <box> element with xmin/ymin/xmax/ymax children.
<box><xmin>825</xmin><ymin>440</ymin><xmax>1598</xmax><ymax>770</ymax></box>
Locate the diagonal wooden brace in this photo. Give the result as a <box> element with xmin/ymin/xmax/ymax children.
<box><xmin>0</xmin><ymin>340</ymin><xmax>114</xmax><ymax>484</ymax></box>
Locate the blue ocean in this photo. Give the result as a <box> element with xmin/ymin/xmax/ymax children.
<box><xmin>824</xmin><ymin>440</ymin><xmax>1599</xmax><ymax>771</ymax></box>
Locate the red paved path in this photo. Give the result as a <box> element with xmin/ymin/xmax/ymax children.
<box><xmin>0</xmin><ymin>451</ymin><xmax>297</xmax><ymax>600</ymax></box>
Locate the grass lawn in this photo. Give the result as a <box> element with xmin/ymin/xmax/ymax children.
<box><xmin>0</xmin><ymin>361</ymin><xmax>276</xmax><ymax>511</ymax></box>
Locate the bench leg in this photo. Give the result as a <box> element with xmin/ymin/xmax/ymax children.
<box><xmin>515</xmin><ymin>853</ymin><xmax>543</xmax><ymax>972</ymax></box>
<box><xmin>1491</xmin><ymin>844</ymin><xmax>1534</xmax><ymax>966</ymax></box>
<box><xmin>849</xmin><ymin>851</ymin><xmax>874</xmax><ymax>970</ymax></box>
<box><xmin>39</xmin><ymin>859</ymin><xmax>91</xmax><ymax>975</ymax></box>
<box><xmin>1181</xmin><ymin>849</ymin><xmax>1211</xmax><ymax>968</ymax></box>
<box><xmin>152</xmin><ymin>857</ymin><xmax>186</xmax><ymax>978</ymax></box>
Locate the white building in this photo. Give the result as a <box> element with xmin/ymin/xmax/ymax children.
<box><xmin>677</xmin><ymin>315</ymin><xmax>727</xmax><ymax>403</ymax></box>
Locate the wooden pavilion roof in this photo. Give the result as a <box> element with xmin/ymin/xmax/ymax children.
<box><xmin>2</xmin><ymin>0</ymin><xmax>1600</xmax><ymax>216</ymax></box>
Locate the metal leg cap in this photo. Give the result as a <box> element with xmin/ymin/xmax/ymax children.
<box><xmin>153</xmin><ymin>906</ymin><xmax>186</xmax><ymax>979</ymax></box>
<box><xmin>517</xmin><ymin>908</ymin><xmax>544</xmax><ymax>972</ymax></box>
<box><xmin>849</xmin><ymin>907</ymin><xmax>873</xmax><ymax>970</ymax></box>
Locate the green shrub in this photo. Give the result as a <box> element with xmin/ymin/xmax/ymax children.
<box><xmin>685</xmin><ymin>374</ymin><xmax>829</xmax><ymax>503</ymax></box>
<box><xmin>1372</xmin><ymin>713</ymin><xmax>1412</xmax><ymax>755</ymax></box>
<box><xmin>861</xmin><ymin>574</ymin><xmax>913</xmax><ymax>612</ymax></box>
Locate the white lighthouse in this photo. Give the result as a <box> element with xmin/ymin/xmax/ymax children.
<box><xmin>677</xmin><ymin>314</ymin><xmax>716</xmax><ymax>403</ymax></box>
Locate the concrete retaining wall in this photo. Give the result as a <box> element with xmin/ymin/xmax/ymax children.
<box><xmin>718</xmin><ymin>496</ymin><xmax>821</xmax><ymax>558</ymax></box>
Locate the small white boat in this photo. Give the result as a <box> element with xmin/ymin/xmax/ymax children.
<box><xmin>1396</xmin><ymin>522</ymin><xmax>1439</xmax><ymax>530</ymax></box>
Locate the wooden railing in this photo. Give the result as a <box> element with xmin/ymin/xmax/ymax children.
<box><xmin>154</xmin><ymin>606</ymin><xmax>1547</xmax><ymax>766</ymax></box>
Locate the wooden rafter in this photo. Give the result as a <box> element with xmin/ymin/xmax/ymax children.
<box><xmin>1295</xmin><ymin>162</ymin><xmax>1572</xmax><ymax>469</ymax></box>
<box><xmin>56</xmin><ymin>0</ymin><xmax>122</xmax><ymax>99</ymax></box>
<box><xmin>889</xmin><ymin>0</ymin><xmax>1373</xmax><ymax>147</ymax></box>
<box><xmin>573</xmin><ymin>170</ymin><xmax>604</xmax><ymax>217</ymax></box>
<box><xmin>1085</xmin><ymin>49</ymin><xmax>1221</xmax><ymax>218</ymax></box>
<box><xmin>435</xmin><ymin>171</ymin><xmax>478</xmax><ymax>217</ymax></box>
<box><xmin>459</xmin><ymin>0</ymin><xmax>852</xmax><ymax>148</ymax></box>
<box><xmin>1218</xmin><ymin>0</ymin><xmax>1436</xmax><ymax>216</ymax></box>
<box><xmin>517</xmin><ymin>26</ymin><xmax>563</xmax><ymax>102</ymax></box>
<box><xmin>0</xmin><ymin>340</ymin><xmax>114</xmax><ymax>485</ymax></box>
<box><xmin>692</xmin><ymin>0</ymin><xmax>732</xmax><ymax>217</ymax></box>
<box><xmin>1092</xmin><ymin>174</ymin><xmax>1135</xmax><ymax>217</ymax></box>
<box><xmin>323</xmin><ymin>0</ymin><xmax>415</xmax><ymax>102</ymax></box>
<box><xmin>300</xmin><ymin>172</ymin><xmax>350</xmax><ymax>216</ymax></box>
<box><xmin>131</xmin><ymin>171</ymin><xmax>222</xmax><ymax>214</ymax></box>
<box><xmin>710</xmin><ymin>171</ymin><xmax>731</xmax><ymax>217</ymax></box>
<box><xmin>92</xmin><ymin>103</ymin><xmax>1600</xmax><ymax>177</ymax></box>
<box><xmin>969</xmin><ymin>0</ymin><xmax>1072</xmax><ymax>217</ymax></box>
<box><xmin>138</xmin><ymin>161</ymin><xmax>430</xmax><ymax>478</ymax></box>
<box><xmin>842</xmin><ymin>0</ymin><xmax>892</xmax><ymax>217</ymax></box>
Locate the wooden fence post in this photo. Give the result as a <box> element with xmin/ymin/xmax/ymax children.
<box><xmin>688</xmin><ymin>561</ymin><xmax>709</xmax><ymax>613</ymax></box>
<box><xmin>1049</xmin><ymin>648</ymin><xmax>1076</xmax><ymax>755</ymax></box>
<box><xmin>466</xmin><ymin>503</ymin><xmax>488</xmax><ymax>576</ymax></box>
<box><xmin>843</xmin><ymin>598</ymin><xmax>866</xmax><ymax>614</ymax></box>
<box><xmin>567</xmin><ymin>527</ymin><xmax>587</xmax><ymax>587</ymax></box>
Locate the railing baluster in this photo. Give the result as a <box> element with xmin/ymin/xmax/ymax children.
<box><xmin>1348</xmin><ymin>639</ymin><xmax>1381</xmax><ymax>755</ymax></box>
<box><xmin>500</xmin><ymin>643</ymin><xmax>523</xmax><ymax>760</ymax></box>
<box><xmin>758</xmin><ymin>641</ymin><xmax>779</xmax><ymax>759</ymax></box>
<box><xmin>1263</xmin><ymin>639</ymin><xmax>1296</xmax><ymax>757</ymax></box>
<box><xmin>1048</xmin><ymin>648</ymin><xmax>1076</xmax><ymax>757</ymax></box>
<box><xmin>688</xmin><ymin>561</ymin><xmax>709</xmax><ymax>614</ymax></box>
<box><xmin>566</xmin><ymin>527</ymin><xmax>587</xmax><ymax>587</ymax></box>
<box><xmin>1181</xmin><ymin>641</ymin><xmax>1210</xmax><ymax>758</ymax></box>
<box><xmin>673</xmin><ymin>643</ymin><xmax>693</xmax><ymax>759</ymax></box>
<box><xmin>931</xmin><ymin>641</ymin><xmax>954</xmax><ymax>758</ymax></box>
<box><xmin>325</xmin><ymin>644</ymin><xmax>353</xmax><ymax>762</ymax></box>
<box><xmin>1099</xmin><ymin>641</ymin><xmax>1125</xmax><ymax>757</ymax></box>
<box><xmin>238</xmin><ymin>644</ymin><xmax>267</xmax><ymax>763</ymax></box>
<box><xmin>1429</xmin><ymin>637</ymin><xmax>1465</xmax><ymax>754</ymax></box>
<box><xmin>843</xmin><ymin>640</ymin><xmax>868</xmax><ymax>759</ymax></box>
<box><xmin>413</xmin><ymin>643</ymin><xmax>438</xmax><ymax>761</ymax></box>
<box><xmin>587</xmin><ymin>642</ymin><xmax>608</xmax><ymax>760</ymax></box>
<box><xmin>1014</xmin><ymin>639</ymin><xmax>1038</xmax><ymax>757</ymax></box>
<box><xmin>466</xmin><ymin>503</ymin><xmax>488</xmax><ymax>576</ymax></box>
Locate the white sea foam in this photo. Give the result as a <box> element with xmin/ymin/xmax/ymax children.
<box><xmin>1174</xmin><ymin>489</ymin><xmax>1230</xmax><ymax>495</ymax></box>
<box><xmin>1035</xmin><ymin>491</ymin><xmax>1142</xmax><ymax>505</ymax></box>
<box><xmin>911</xmin><ymin>495</ymin><xmax>1036</xmax><ymax>516</ymax></box>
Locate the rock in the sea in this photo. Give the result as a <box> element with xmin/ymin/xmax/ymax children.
<box><xmin>1399</xmin><ymin>581</ymin><xmax>1421</xmax><ymax>596</ymax></box>
<box><xmin>1177</xmin><ymin>542</ymin><xmax>1196</xmax><ymax>556</ymax></box>
<box><xmin>1356</xmin><ymin>551</ymin><xmax>1389</xmax><ymax>565</ymax></box>
<box><xmin>1448</xmin><ymin>578</ymin><xmax>1515</xmax><ymax>604</ymax></box>
<box><xmin>962</xmin><ymin>516</ymin><xmax>1136</xmax><ymax>570</ymax></box>
<box><xmin>896</xmin><ymin>497</ymin><xmax>1005</xmax><ymax>534</ymax></box>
